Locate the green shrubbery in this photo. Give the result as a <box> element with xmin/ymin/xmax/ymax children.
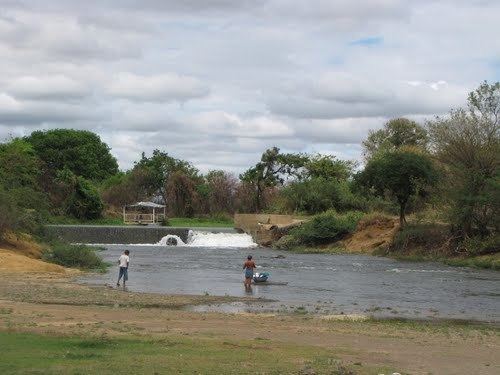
<box><xmin>43</xmin><ymin>243</ymin><xmax>107</xmax><ymax>270</ymax></box>
<box><xmin>279</xmin><ymin>178</ymin><xmax>367</xmax><ymax>214</ymax></box>
<box><xmin>290</xmin><ymin>210</ymin><xmax>363</xmax><ymax>246</ymax></box>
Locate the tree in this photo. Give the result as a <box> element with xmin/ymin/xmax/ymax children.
<box><xmin>205</xmin><ymin>170</ymin><xmax>237</xmax><ymax>215</ymax></box>
<box><xmin>136</xmin><ymin>150</ymin><xmax>199</xmax><ymax>202</ymax></box>
<box><xmin>303</xmin><ymin>154</ymin><xmax>355</xmax><ymax>181</ymax></box>
<box><xmin>239</xmin><ymin>147</ymin><xmax>307</xmax><ymax>211</ymax></box>
<box><xmin>0</xmin><ymin>139</ymin><xmax>40</xmax><ymax>189</ymax></box>
<box><xmin>357</xmin><ymin>150</ymin><xmax>437</xmax><ymax>226</ymax></box>
<box><xmin>427</xmin><ymin>81</ymin><xmax>499</xmax><ymax>237</ymax></box>
<box><xmin>164</xmin><ymin>171</ymin><xmax>199</xmax><ymax>217</ymax></box>
<box><xmin>26</xmin><ymin>129</ymin><xmax>118</xmax><ymax>181</ymax></box>
<box><xmin>363</xmin><ymin>118</ymin><xmax>428</xmax><ymax>160</ymax></box>
<box><xmin>56</xmin><ymin>169</ymin><xmax>104</xmax><ymax>220</ymax></box>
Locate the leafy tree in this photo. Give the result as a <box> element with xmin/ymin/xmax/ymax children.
<box><xmin>26</xmin><ymin>129</ymin><xmax>118</xmax><ymax>181</ymax></box>
<box><xmin>427</xmin><ymin>81</ymin><xmax>499</xmax><ymax>237</ymax></box>
<box><xmin>204</xmin><ymin>170</ymin><xmax>237</xmax><ymax>215</ymax></box>
<box><xmin>303</xmin><ymin>154</ymin><xmax>355</xmax><ymax>181</ymax></box>
<box><xmin>363</xmin><ymin>118</ymin><xmax>428</xmax><ymax>160</ymax></box>
<box><xmin>0</xmin><ymin>139</ymin><xmax>40</xmax><ymax>189</ymax></box>
<box><xmin>136</xmin><ymin>150</ymin><xmax>199</xmax><ymax>202</ymax></box>
<box><xmin>239</xmin><ymin>147</ymin><xmax>308</xmax><ymax>211</ymax></box>
<box><xmin>357</xmin><ymin>150</ymin><xmax>437</xmax><ymax>226</ymax></box>
<box><xmin>56</xmin><ymin>169</ymin><xmax>104</xmax><ymax>219</ymax></box>
<box><xmin>164</xmin><ymin>171</ymin><xmax>199</xmax><ymax>217</ymax></box>
<box><xmin>100</xmin><ymin>168</ymin><xmax>152</xmax><ymax>208</ymax></box>
<box><xmin>279</xmin><ymin>178</ymin><xmax>366</xmax><ymax>214</ymax></box>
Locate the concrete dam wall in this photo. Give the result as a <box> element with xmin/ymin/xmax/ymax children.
<box><xmin>45</xmin><ymin>225</ymin><xmax>191</xmax><ymax>244</ymax></box>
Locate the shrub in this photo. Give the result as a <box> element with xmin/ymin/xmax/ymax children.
<box><xmin>43</xmin><ymin>243</ymin><xmax>106</xmax><ymax>270</ymax></box>
<box><xmin>391</xmin><ymin>223</ymin><xmax>449</xmax><ymax>254</ymax></box>
<box><xmin>272</xmin><ymin>234</ymin><xmax>301</xmax><ymax>249</ymax></box>
<box><xmin>291</xmin><ymin>210</ymin><xmax>363</xmax><ymax>245</ymax></box>
<box><xmin>459</xmin><ymin>234</ymin><xmax>500</xmax><ymax>256</ymax></box>
<box><xmin>67</xmin><ymin>177</ymin><xmax>104</xmax><ymax>220</ymax></box>
<box><xmin>279</xmin><ymin>178</ymin><xmax>367</xmax><ymax>214</ymax></box>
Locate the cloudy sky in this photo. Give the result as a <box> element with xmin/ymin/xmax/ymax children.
<box><xmin>1</xmin><ymin>0</ymin><xmax>499</xmax><ymax>173</ymax></box>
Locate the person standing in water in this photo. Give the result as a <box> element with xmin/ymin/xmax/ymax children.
<box><xmin>243</xmin><ymin>255</ymin><xmax>256</xmax><ymax>289</ymax></box>
<box><xmin>117</xmin><ymin>250</ymin><xmax>130</xmax><ymax>287</ymax></box>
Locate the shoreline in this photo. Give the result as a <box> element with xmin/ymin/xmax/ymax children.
<box><xmin>1</xmin><ymin>272</ymin><xmax>499</xmax><ymax>374</ymax></box>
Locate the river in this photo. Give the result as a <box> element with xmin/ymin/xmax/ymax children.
<box><xmin>79</xmin><ymin>236</ymin><xmax>500</xmax><ymax>322</ymax></box>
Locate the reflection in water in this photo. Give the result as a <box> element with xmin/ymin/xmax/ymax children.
<box><xmin>80</xmin><ymin>245</ymin><xmax>500</xmax><ymax>322</ymax></box>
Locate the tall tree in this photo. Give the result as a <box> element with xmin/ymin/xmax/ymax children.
<box><xmin>136</xmin><ymin>150</ymin><xmax>199</xmax><ymax>202</ymax></box>
<box><xmin>239</xmin><ymin>147</ymin><xmax>307</xmax><ymax>211</ymax></box>
<box><xmin>357</xmin><ymin>150</ymin><xmax>437</xmax><ymax>226</ymax></box>
<box><xmin>25</xmin><ymin>129</ymin><xmax>118</xmax><ymax>181</ymax></box>
<box><xmin>428</xmin><ymin>81</ymin><xmax>499</xmax><ymax>237</ymax></box>
<box><xmin>363</xmin><ymin>118</ymin><xmax>428</xmax><ymax>160</ymax></box>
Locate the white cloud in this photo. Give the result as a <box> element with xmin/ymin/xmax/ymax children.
<box><xmin>107</xmin><ymin>72</ymin><xmax>209</xmax><ymax>102</ymax></box>
<box><xmin>7</xmin><ymin>75</ymin><xmax>89</xmax><ymax>100</ymax></box>
<box><xmin>0</xmin><ymin>0</ymin><xmax>498</xmax><ymax>171</ymax></box>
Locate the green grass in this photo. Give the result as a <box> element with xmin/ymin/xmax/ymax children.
<box><xmin>48</xmin><ymin>216</ymin><xmax>125</xmax><ymax>225</ymax></box>
<box><xmin>48</xmin><ymin>216</ymin><xmax>234</xmax><ymax>228</ymax></box>
<box><xmin>42</xmin><ymin>243</ymin><xmax>108</xmax><ymax>271</ymax></box>
<box><xmin>0</xmin><ymin>331</ymin><xmax>387</xmax><ymax>375</ymax></box>
<box><xmin>168</xmin><ymin>217</ymin><xmax>233</xmax><ymax>228</ymax></box>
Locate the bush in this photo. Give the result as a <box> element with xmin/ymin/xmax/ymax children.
<box><xmin>291</xmin><ymin>210</ymin><xmax>363</xmax><ymax>245</ymax></box>
<box><xmin>391</xmin><ymin>223</ymin><xmax>449</xmax><ymax>254</ymax></box>
<box><xmin>67</xmin><ymin>177</ymin><xmax>104</xmax><ymax>220</ymax></box>
<box><xmin>459</xmin><ymin>234</ymin><xmax>500</xmax><ymax>256</ymax></box>
<box><xmin>43</xmin><ymin>243</ymin><xmax>106</xmax><ymax>270</ymax></box>
<box><xmin>272</xmin><ymin>234</ymin><xmax>301</xmax><ymax>249</ymax></box>
<box><xmin>279</xmin><ymin>178</ymin><xmax>367</xmax><ymax>214</ymax></box>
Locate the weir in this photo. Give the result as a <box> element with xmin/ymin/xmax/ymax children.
<box><xmin>45</xmin><ymin>225</ymin><xmax>237</xmax><ymax>244</ymax></box>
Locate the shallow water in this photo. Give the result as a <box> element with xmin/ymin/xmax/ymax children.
<box><xmin>80</xmin><ymin>245</ymin><xmax>500</xmax><ymax>322</ymax></box>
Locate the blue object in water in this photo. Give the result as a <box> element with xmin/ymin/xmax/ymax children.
<box><xmin>253</xmin><ymin>272</ymin><xmax>269</xmax><ymax>283</ymax></box>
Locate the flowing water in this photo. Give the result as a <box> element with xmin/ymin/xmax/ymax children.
<box><xmin>79</xmin><ymin>232</ymin><xmax>500</xmax><ymax>322</ymax></box>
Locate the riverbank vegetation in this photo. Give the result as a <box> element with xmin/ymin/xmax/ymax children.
<box><xmin>0</xmin><ymin>82</ymin><xmax>498</xmax><ymax>268</ymax></box>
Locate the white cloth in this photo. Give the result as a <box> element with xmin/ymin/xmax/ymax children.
<box><xmin>119</xmin><ymin>254</ymin><xmax>129</xmax><ymax>267</ymax></box>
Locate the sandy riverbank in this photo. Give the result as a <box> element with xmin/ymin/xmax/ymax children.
<box><xmin>0</xmin><ymin>271</ymin><xmax>498</xmax><ymax>374</ymax></box>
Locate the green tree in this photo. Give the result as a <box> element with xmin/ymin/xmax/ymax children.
<box><xmin>427</xmin><ymin>81</ymin><xmax>499</xmax><ymax>237</ymax></box>
<box><xmin>362</xmin><ymin>118</ymin><xmax>428</xmax><ymax>160</ymax></box>
<box><xmin>164</xmin><ymin>171</ymin><xmax>199</xmax><ymax>217</ymax></box>
<box><xmin>56</xmin><ymin>169</ymin><xmax>104</xmax><ymax>219</ymax></box>
<box><xmin>357</xmin><ymin>150</ymin><xmax>437</xmax><ymax>226</ymax></box>
<box><xmin>136</xmin><ymin>150</ymin><xmax>199</xmax><ymax>202</ymax></box>
<box><xmin>303</xmin><ymin>154</ymin><xmax>355</xmax><ymax>181</ymax></box>
<box><xmin>239</xmin><ymin>147</ymin><xmax>308</xmax><ymax>211</ymax></box>
<box><xmin>26</xmin><ymin>129</ymin><xmax>118</xmax><ymax>181</ymax></box>
<box><xmin>0</xmin><ymin>139</ymin><xmax>40</xmax><ymax>189</ymax></box>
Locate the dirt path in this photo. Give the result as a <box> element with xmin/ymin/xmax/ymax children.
<box><xmin>0</xmin><ymin>275</ymin><xmax>498</xmax><ymax>375</ymax></box>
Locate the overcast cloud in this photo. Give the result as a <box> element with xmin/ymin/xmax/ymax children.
<box><xmin>0</xmin><ymin>0</ymin><xmax>499</xmax><ymax>172</ymax></box>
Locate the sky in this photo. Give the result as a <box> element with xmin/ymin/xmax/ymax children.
<box><xmin>0</xmin><ymin>0</ymin><xmax>499</xmax><ymax>173</ymax></box>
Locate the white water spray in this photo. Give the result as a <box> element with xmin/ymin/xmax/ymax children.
<box><xmin>157</xmin><ymin>230</ymin><xmax>257</xmax><ymax>248</ymax></box>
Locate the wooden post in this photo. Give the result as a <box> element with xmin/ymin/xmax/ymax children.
<box><xmin>153</xmin><ymin>207</ymin><xmax>156</xmax><ymax>224</ymax></box>
<box><xmin>123</xmin><ymin>206</ymin><xmax>126</xmax><ymax>224</ymax></box>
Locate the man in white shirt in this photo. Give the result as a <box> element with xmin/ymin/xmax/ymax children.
<box><xmin>117</xmin><ymin>250</ymin><xmax>130</xmax><ymax>287</ymax></box>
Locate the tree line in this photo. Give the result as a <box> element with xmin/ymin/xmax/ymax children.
<box><xmin>0</xmin><ymin>81</ymin><xmax>498</xmax><ymax>247</ymax></box>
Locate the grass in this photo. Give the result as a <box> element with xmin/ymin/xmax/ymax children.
<box><xmin>48</xmin><ymin>216</ymin><xmax>234</xmax><ymax>228</ymax></box>
<box><xmin>0</xmin><ymin>331</ymin><xmax>386</xmax><ymax>375</ymax></box>
<box><xmin>48</xmin><ymin>216</ymin><xmax>125</xmax><ymax>225</ymax></box>
<box><xmin>167</xmin><ymin>217</ymin><xmax>234</xmax><ymax>228</ymax></box>
<box><xmin>42</xmin><ymin>243</ymin><xmax>108</xmax><ymax>271</ymax></box>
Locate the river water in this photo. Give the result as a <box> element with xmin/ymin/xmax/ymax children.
<box><xmin>79</xmin><ymin>239</ymin><xmax>500</xmax><ymax>322</ymax></box>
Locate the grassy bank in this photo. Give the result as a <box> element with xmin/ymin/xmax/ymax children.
<box><xmin>48</xmin><ymin>216</ymin><xmax>234</xmax><ymax>228</ymax></box>
<box><xmin>0</xmin><ymin>331</ymin><xmax>374</xmax><ymax>375</ymax></box>
<box><xmin>167</xmin><ymin>217</ymin><xmax>233</xmax><ymax>228</ymax></box>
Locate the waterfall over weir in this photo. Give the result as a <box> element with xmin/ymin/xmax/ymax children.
<box><xmin>157</xmin><ymin>230</ymin><xmax>257</xmax><ymax>248</ymax></box>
